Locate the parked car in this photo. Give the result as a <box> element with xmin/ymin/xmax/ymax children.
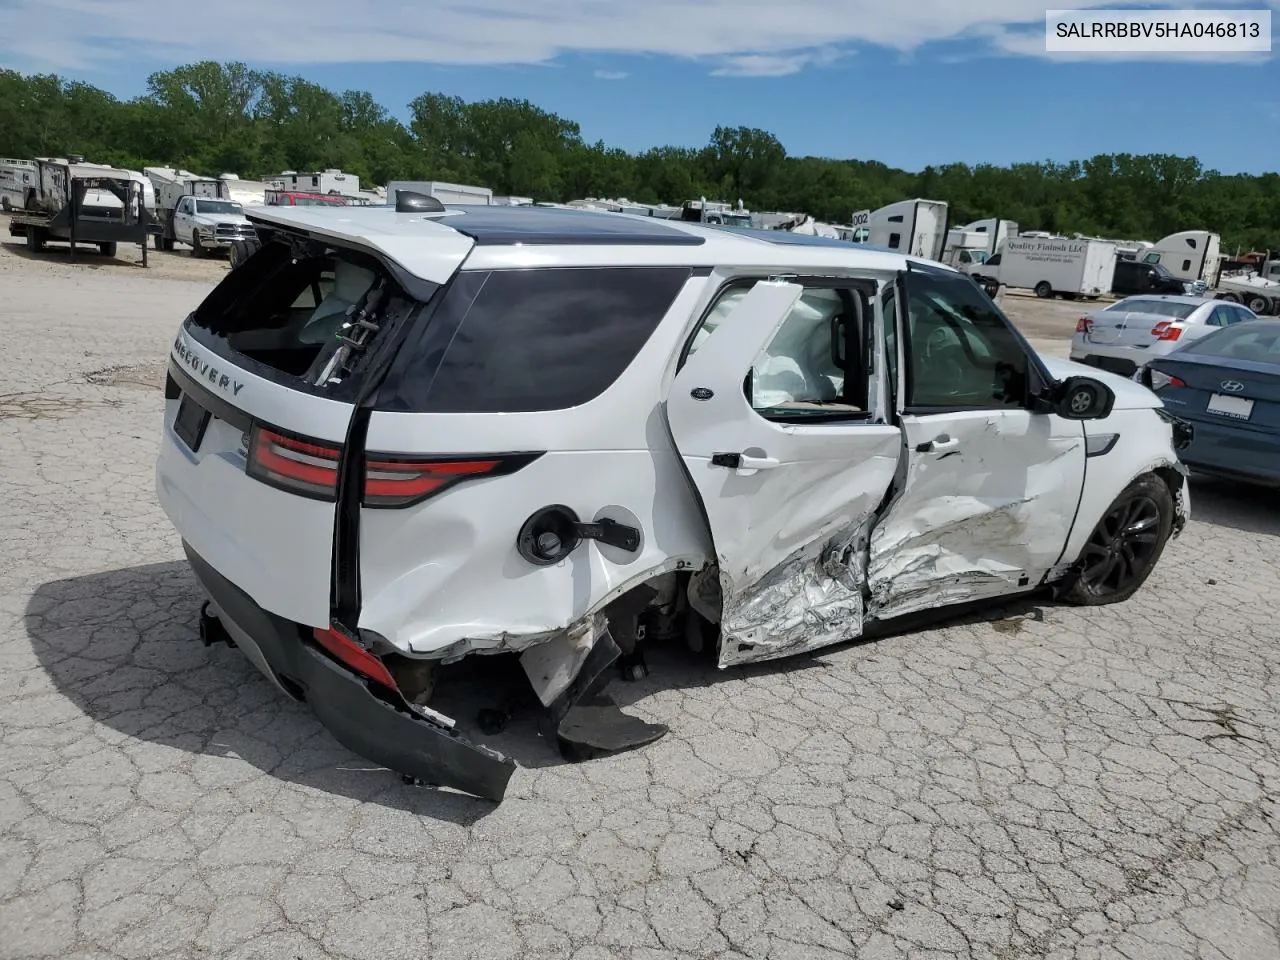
<box><xmin>1140</xmin><ymin>319</ymin><xmax>1280</xmax><ymax>485</ymax></box>
<box><xmin>156</xmin><ymin>199</ymin><xmax>1192</xmax><ymax>802</ymax></box>
<box><xmin>1111</xmin><ymin>259</ymin><xmax>1191</xmax><ymax>297</ymax></box>
<box><xmin>1070</xmin><ymin>294</ymin><xmax>1257</xmax><ymax>377</ymax></box>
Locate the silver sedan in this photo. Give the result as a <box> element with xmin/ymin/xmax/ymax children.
<box><xmin>1069</xmin><ymin>294</ymin><xmax>1257</xmax><ymax>377</ymax></box>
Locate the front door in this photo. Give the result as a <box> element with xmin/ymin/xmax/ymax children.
<box><xmin>866</xmin><ymin>264</ymin><xmax>1087</xmax><ymax>621</ymax></box>
<box><xmin>666</xmin><ymin>276</ymin><xmax>903</xmax><ymax>667</ymax></box>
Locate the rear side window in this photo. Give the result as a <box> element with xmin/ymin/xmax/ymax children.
<box><xmin>379</xmin><ymin>266</ymin><xmax>692</xmax><ymax>413</ymax></box>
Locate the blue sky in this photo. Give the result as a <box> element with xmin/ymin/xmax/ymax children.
<box><xmin>1</xmin><ymin>0</ymin><xmax>1276</xmax><ymax>175</ymax></box>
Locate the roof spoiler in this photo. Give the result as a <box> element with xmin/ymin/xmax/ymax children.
<box><xmin>393</xmin><ymin>189</ymin><xmax>445</xmax><ymax>214</ymax></box>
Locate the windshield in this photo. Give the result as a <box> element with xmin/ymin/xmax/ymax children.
<box><xmin>1181</xmin><ymin>322</ymin><xmax>1280</xmax><ymax>363</ymax></box>
<box><xmin>196</xmin><ymin>199</ymin><xmax>243</xmax><ymax>215</ymax></box>
<box><xmin>1115</xmin><ymin>298</ymin><xmax>1198</xmax><ymax>319</ymax></box>
<box><xmin>292</xmin><ymin>197</ymin><xmax>346</xmax><ymax>206</ymax></box>
<box><xmin>723</xmin><ymin>214</ymin><xmax>752</xmax><ymax>227</ymax></box>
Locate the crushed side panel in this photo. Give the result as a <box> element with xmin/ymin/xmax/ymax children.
<box><xmin>712</xmin><ymin>510</ymin><xmax>880</xmax><ymax>668</ymax></box>
<box><xmin>865</xmin><ymin>415</ymin><xmax>1085</xmax><ymax>623</ymax></box>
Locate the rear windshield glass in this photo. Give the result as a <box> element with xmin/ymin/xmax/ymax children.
<box><xmin>188</xmin><ymin>238</ymin><xmax>425</xmax><ymax>395</ymax></box>
<box><xmin>1117</xmin><ymin>298</ymin><xmax>1198</xmax><ymax>319</ymax></box>
<box><xmin>1181</xmin><ymin>323</ymin><xmax>1280</xmax><ymax>362</ymax></box>
<box><xmin>378</xmin><ymin>266</ymin><xmax>693</xmax><ymax>413</ymax></box>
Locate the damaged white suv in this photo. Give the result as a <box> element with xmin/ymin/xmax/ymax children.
<box><xmin>156</xmin><ymin>195</ymin><xmax>1192</xmax><ymax>802</ymax></box>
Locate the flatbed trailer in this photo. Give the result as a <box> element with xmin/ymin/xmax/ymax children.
<box><xmin>7</xmin><ymin>176</ymin><xmax>152</xmax><ymax>264</ymax></box>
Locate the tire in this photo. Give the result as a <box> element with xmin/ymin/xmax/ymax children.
<box><xmin>1034</xmin><ymin>281</ymin><xmax>1053</xmax><ymax>298</ymax></box>
<box><xmin>25</xmin><ymin>227</ymin><xmax>44</xmax><ymax>252</ymax></box>
<box><xmin>191</xmin><ymin>231</ymin><xmax>203</xmax><ymax>258</ymax></box>
<box><xmin>1245</xmin><ymin>294</ymin><xmax>1268</xmax><ymax>314</ymax></box>
<box><xmin>1</xmin><ymin>197</ymin><xmax>9</xmax><ymax>211</ymax></box>
<box><xmin>1217</xmin><ymin>292</ymin><xmax>1240</xmax><ymax>304</ymax></box>
<box><xmin>1061</xmin><ymin>473</ymin><xmax>1174</xmax><ymax>606</ymax></box>
<box><xmin>98</xmin><ymin>242</ymin><xmax>116</xmax><ymax>257</ymax></box>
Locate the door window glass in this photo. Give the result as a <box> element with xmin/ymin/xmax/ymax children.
<box><xmin>1206</xmin><ymin>305</ymin><xmax>1234</xmax><ymax>327</ymax></box>
<box><xmin>687</xmin><ymin>281</ymin><xmax>873</xmax><ymax>423</ymax></box>
<box><xmin>903</xmin><ymin>269</ymin><xmax>1030</xmax><ymax>409</ymax></box>
<box><xmin>881</xmin><ymin>284</ymin><xmax>899</xmax><ymax>410</ymax></box>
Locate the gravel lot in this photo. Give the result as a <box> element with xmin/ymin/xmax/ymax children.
<box><xmin>2</xmin><ymin>228</ymin><xmax>1279</xmax><ymax>960</ymax></box>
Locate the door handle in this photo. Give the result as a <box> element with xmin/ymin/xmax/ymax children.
<box><xmin>711</xmin><ymin>453</ymin><xmax>781</xmax><ymax>471</ymax></box>
<box><xmin>916</xmin><ymin>435</ymin><xmax>959</xmax><ymax>453</ymax></box>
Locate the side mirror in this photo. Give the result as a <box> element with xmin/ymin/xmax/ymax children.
<box><xmin>1052</xmin><ymin>376</ymin><xmax>1115</xmax><ymax>420</ymax></box>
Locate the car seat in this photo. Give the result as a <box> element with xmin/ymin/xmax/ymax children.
<box><xmin>298</xmin><ymin>259</ymin><xmax>377</xmax><ymax>345</ymax></box>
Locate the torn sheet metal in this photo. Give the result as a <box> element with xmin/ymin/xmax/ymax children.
<box><xmin>519</xmin><ymin>613</ymin><xmax>607</xmax><ymax>707</ymax></box>
<box><xmin>712</xmin><ymin>513</ymin><xmax>877</xmax><ymax>668</ymax></box>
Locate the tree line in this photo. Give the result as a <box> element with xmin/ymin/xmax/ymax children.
<box><xmin>2</xmin><ymin>61</ymin><xmax>1277</xmax><ymax>251</ymax></box>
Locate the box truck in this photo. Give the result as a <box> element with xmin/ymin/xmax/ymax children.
<box><xmin>972</xmin><ymin>238</ymin><xmax>1118</xmax><ymax>299</ymax></box>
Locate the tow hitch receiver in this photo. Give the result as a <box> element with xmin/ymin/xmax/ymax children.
<box><xmin>199</xmin><ymin>601</ymin><xmax>236</xmax><ymax>648</ymax></box>
<box><xmin>539</xmin><ymin>628</ymin><xmax>668</xmax><ymax>762</ymax></box>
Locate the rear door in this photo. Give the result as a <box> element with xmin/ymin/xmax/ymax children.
<box><xmin>157</xmin><ymin>228</ymin><xmax>473</xmax><ymax>627</ymax></box>
<box><xmin>665</xmin><ymin>276</ymin><xmax>904</xmax><ymax>667</ymax></box>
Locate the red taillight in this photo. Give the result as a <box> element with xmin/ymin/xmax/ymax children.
<box><xmin>246</xmin><ymin>426</ymin><xmax>340</xmax><ymax>500</ymax></box>
<box><xmin>1160</xmin><ymin>326</ymin><xmax>1182</xmax><ymax>341</ymax></box>
<box><xmin>1076</xmin><ymin>317</ymin><xmax>1092</xmax><ymax>334</ymax></box>
<box><xmin>362</xmin><ymin>457</ymin><xmax>503</xmax><ymax>508</ymax></box>
<box><xmin>1167</xmin><ymin>375</ymin><xmax>1186</xmax><ymax>387</ymax></box>
<box><xmin>1151</xmin><ymin>321</ymin><xmax>1182</xmax><ymax>341</ymax></box>
<box><xmin>312</xmin><ymin>625</ymin><xmax>398</xmax><ymax>689</ymax></box>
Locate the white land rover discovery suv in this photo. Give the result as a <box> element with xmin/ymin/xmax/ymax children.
<box><xmin>156</xmin><ymin>194</ymin><xmax>1192</xmax><ymax>802</ymax></box>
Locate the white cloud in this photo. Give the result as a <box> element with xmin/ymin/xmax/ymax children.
<box><xmin>711</xmin><ymin>46</ymin><xmax>845</xmax><ymax>76</ymax></box>
<box><xmin>0</xmin><ymin>0</ymin><xmax>1274</xmax><ymax>74</ymax></box>
<box><xmin>593</xmin><ymin>69</ymin><xmax>628</xmax><ymax>79</ymax></box>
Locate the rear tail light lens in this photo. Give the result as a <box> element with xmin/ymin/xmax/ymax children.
<box><xmin>246</xmin><ymin>426</ymin><xmax>340</xmax><ymax>500</ymax></box>
<box><xmin>244</xmin><ymin>423</ymin><xmax>543</xmax><ymax>507</ymax></box>
<box><xmin>311</xmin><ymin>625</ymin><xmax>398</xmax><ymax>690</ymax></box>
<box><xmin>1159</xmin><ymin>326</ymin><xmax>1183</xmax><ymax>341</ymax></box>
<box><xmin>362</xmin><ymin>457</ymin><xmax>503</xmax><ymax>508</ymax></box>
<box><xmin>1151</xmin><ymin>321</ymin><xmax>1183</xmax><ymax>341</ymax></box>
<box><xmin>1076</xmin><ymin>317</ymin><xmax>1092</xmax><ymax>334</ymax></box>
<box><xmin>1149</xmin><ymin>370</ymin><xmax>1185</xmax><ymax>390</ymax></box>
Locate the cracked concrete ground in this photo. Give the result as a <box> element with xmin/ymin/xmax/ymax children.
<box><xmin>2</xmin><ymin>237</ymin><xmax>1279</xmax><ymax>960</ymax></box>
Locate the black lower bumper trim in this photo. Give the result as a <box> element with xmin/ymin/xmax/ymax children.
<box><xmin>183</xmin><ymin>543</ymin><xmax>516</xmax><ymax>802</ymax></box>
<box><xmin>539</xmin><ymin>627</ymin><xmax>669</xmax><ymax>762</ymax></box>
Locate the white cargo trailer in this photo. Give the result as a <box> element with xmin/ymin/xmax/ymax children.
<box><xmin>974</xmin><ymin>238</ymin><xmax>1118</xmax><ymax>299</ymax></box>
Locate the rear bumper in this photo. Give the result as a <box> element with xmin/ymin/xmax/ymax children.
<box><xmin>183</xmin><ymin>542</ymin><xmax>517</xmax><ymax>802</ymax></box>
<box><xmin>1070</xmin><ymin>342</ymin><xmax>1159</xmax><ymax>377</ymax></box>
<box><xmin>1173</xmin><ymin>419</ymin><xmax>1280</xmax><ymax>486</ymax></box>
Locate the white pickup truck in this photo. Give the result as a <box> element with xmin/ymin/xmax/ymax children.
<box><xmin>171</xmin><ymin>195</ymin><xmax>256</xmax><ymax>257</ymax></box>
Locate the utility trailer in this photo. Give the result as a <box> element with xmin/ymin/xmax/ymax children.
<box><xmin>6</xmin><ymin>160</ymin><xmax>151</xmax><ymax>264</ymax></box>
